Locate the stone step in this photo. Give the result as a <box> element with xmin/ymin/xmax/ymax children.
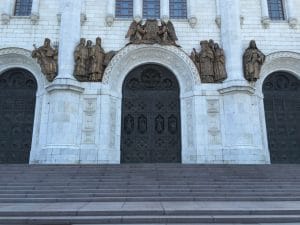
<box><xmin>0</xmin><ymin>214</ymin><xmax>300</xmax><ymax>224</ymax></box>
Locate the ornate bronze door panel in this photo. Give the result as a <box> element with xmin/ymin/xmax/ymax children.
<box><xmin>0</xmin><ymin>69</ymin><xmax>37</xmax><ymax>163</ymax></box>
<box><xmin>263</xmin><ymin>72</ymin><xmax>300</xmax><ymax>163</ymax></box>
<box><xmin>121</xmin><ymin>64</ymin><xmax>181</xmax><ymax>163</ymax></box>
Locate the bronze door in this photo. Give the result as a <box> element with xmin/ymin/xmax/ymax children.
<box><xmin>263</xmin><ymin>72</ymin><xmax>300</xmax><ymax>163</ymax></box>
<box><xmin>0</xmin><ymin>69</ymin><xmax>37</xmax><ymax>163</ymax></box>
<box><xmin>121</xmin><ymin>64</ymin><xmax>181</xmax><ymax>163</ymax></box>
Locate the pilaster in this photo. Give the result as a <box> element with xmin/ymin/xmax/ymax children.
<box><xmin>161</xmin><ymin>0</ymin><xmax>169</xmax><ymax>21</ymax></box>
<box><xmin>133</xmin><ymin>0</ymin><xmax>142</xmax><ymax>21</ymax></box>
<box><xmin>1</xmin><ymin>0</ymin><xmax>11</xmax><ymax>24</ymax></box>
<box><xmin>286</xmin><ymin>0</ymin><xmax>298</xmax><ymax>28</ymax></box>
<box><xmin>260</xmin><ymin>0</ymin><xmax>270</xmax><ymax>28</ymax></box>
<box><xmin>30</xmin><ymin>0</ymin><xmax>40</xmax><ymax>24</ymax></box>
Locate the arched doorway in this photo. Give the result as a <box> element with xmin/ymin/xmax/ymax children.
<box><xmin>121</xmin><ymin>64</ymin><xmax>181</xmax><ymax>163</ymax></box>
<box><xmin>263</xmin><ymin>71</ymin><xmax>300</xmax><ymax>163</ymax></box>
<box><xmin>0</xmin><ymin>69</ymin><xmax>37</xmax><ymax>163</ymax></box>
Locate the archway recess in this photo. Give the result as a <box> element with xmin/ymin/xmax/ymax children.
<box><xmin>0</xmin><ymin>68</ymin><xmax>37</xmax><ymax>163</ymax></box>
<box><xmin>121</xmin><ymin>64</ymin><xmax>181</xmax><ymax>163</ymax></box>
<box><xmin>263</xmin><ymin>71</ymin><xmax>300</xmax><ymax>163</ymax></box>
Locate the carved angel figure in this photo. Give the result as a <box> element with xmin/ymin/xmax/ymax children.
<box><xmin>32</xmin><ymin>38</ymin><xmax>58</xmax><ymax>82</ymax></box>
<box><xmin>243</xmin><ymin>40</ymin><xmax>265</xmax><ymax>82</ymax></box>
<box><xmin>158</xmin><ymin>21</ymin><xmax>178</xmax><ymax>46</ymax></box>
<box><xmin>125</xmin><ymin>20</ymin><xmax>146</xmax><ymax>44</ymax></box>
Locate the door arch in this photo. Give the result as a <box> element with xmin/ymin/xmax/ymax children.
<box><xmin>263</xmin><ymin>71</ymin><xmax>300</xmax><ymax>163</ymax></box>
<box><xmin>121</xmin><ymin>64</ymin><xmax>181</xmax><ymax>163</ymax></box>
<box><xmin>0</xmin><ymin>68</ymin><xmax>37</xmax><ymax>163</ymax></box>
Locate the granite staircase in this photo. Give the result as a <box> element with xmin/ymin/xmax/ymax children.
<box><xmin>0</xmin><ymin>164</ymin><xmax>299</xmax><ymax>224</ymax></box>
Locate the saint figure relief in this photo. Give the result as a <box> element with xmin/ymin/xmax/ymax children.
<box><xmin>213</xmin><ymin>43</ymin><xmax>227</xmax><ymax>82</ymax></box>
<box><xmin>199</xmin><ymin>40</ymin><xmax>215</xmax><ymax>83</ymax></box>
<box><xmin>89</xmin><ymin>37</ymin><xmax>105</xmax><ymax>81</ymax></box>
<box><xmin>190</xmin><ymin>39</ymin><xmax>227</xmax><ymax>83</ymax></box>
<box><xmin>74</xmin><ymin>38</ymin><xmax>89</xmax><ymax>81</ymax></box>
<box><xmin>32</xmin><ymin>38</ymin><xmax>58</xmax><ymax>82</ymax></box>
<box><xmin>243</xmin><ymin>40</ymin><xmax>265</xmax><ymax>82</ymax></box>
<box><xmin>73</xmin><ymin>37</ymin><xmax>117</xmax><ymax>82</ymax></box>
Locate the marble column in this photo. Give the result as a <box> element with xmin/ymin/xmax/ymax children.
<box><xmin>42</xmin><ymin>0</ymin><xmax>84</xmax><ymax>164</ymax></box>
<box><xmin>30</xmin><ymin>0</ymin><xmax>40</xmax><ymax>24</ymax></box>
<box><xmin>106</xmin><ymin>0</ymin><xmax>115</xmax><ymax>26</ymax></box>
<box><xmin>134</xmin><ymin>0</ymin><xmax>143</xmax><ymax>21</ymax></box>
<box><xmin>260</xmin><ymin>0</ymin><xmax>270</xmax><ymax>28</ymax></box>
<box><xmin>286</xmin><ymin>0</ymin><xmax>298</xmax><ymax>28</ymax></box>
<box><xmin>219</xmin><ymin>0</ymin><xmax>243</xmax><ymax>83</ymax></box>
<box><xmin>57</xmin><ymin>0</ymin><xmax>81</xmax><ymax>80</ymax></box>
<box><xmin>161</xmin><ymin>0</ymin><xmax>169</xmax><ymax>21</ymax></box>
<box><xmin>215</xmin><ymin>0</ymin><xmax>221</xmax><ymax>28</ymax></box>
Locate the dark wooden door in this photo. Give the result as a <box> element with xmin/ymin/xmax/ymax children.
<box><xmin>121</xmin><ymin>64</ymin><xmax>181</xmax><ymax>163</ymax></box>
<box><xmin>0</xmin><ymin>69</ymin><xmax>37</xmax><ymax>163</ymax></box>
<box><xmin>263</xmin><ymin>72</ymin><xmax>300</xmax><ymax>163</ymax></box>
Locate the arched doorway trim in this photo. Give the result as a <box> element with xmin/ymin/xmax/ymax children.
<box><xmin>100</xmin><ymin>45</ymin><xmax>199</xmax><ymax>163</ymax></box>
<box><xmin>103</xmin><ymin>44</ymin><xmax>200</xmax><ymax>96</ymax></box>
<box><xmin>0</xmin><ymin>48</ymin><xmax>45</xmax><ymax>163</ymax></box>
<box><xmin>257</xmin><ymin>51</ymin><xmax>300</xmax><ymax>96</ymax></box>
<box><xmin>0</xmin><ymin>48</ymin><xmax>45</xmax><ymax>96</ymax></box>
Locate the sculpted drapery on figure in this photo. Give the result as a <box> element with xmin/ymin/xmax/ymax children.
<box><xmin>190</xmin><ymin>40</ymin><xmax>227</xmax><ymax>83</ymax></box>
<box><xmin>243</xmin><ymin>40</ymin><xmax>265</xmax><ymax>82</ymax></box>
<box><xmin>74</xmin><ymin>37</ymin><xmax>116</xmax><ymax>82</ymax></box>
<box><xmin>74</xmin><ymin>38</ymin><xmax>89</xmax><ymax>81</ymax></box>
<box><xmin>32</xmin><ymin>38</ymin><xmax>58</xmax><ymax>82</ymax></box>
<box><xmin>89</xmin><ymin>37</ymin><xmax>105</xmax><ymax>81</ymax></box>
<box><xmin>125</xmin><ymin>19</ymin><xmax>179</xmax><ymax>46</ymax></box>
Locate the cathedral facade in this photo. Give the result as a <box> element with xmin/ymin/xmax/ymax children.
<box><xmin>0</xmin><ymin>0</ymin><xmax>299</xmax><ymax>164</ymax></box>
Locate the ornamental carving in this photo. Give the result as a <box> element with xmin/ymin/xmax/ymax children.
<box><xmin>74</xmin><ymin>37</ymin><xmax>117</xmax><ymax>82</ymax></box>
<box><xmin>126</xmin><ymin>19</ymin><xmax>179</xmax><ymax>46</ymax></box>
<box><xmin>243</xmin><ymin>40</ymin><xmax>266</xmax><ymax>82</ymax></box>
<box><xmin>190</xmin><ymin>39</ymin><xmax>227</xmax><ymax>83</ymax></box>
<box><xmin>32</xmin><ymin>38</ymin><xmax>58</xmax><ymax>82</ymax></box>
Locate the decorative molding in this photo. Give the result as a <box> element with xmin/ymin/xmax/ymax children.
<box><xmin>261</xmin><ymin>16</ymin><xmax>270</xmax><ymax>29</ymax></box>
<box><xmin>188</xmin><ymin>16</ymin><xmax>198</xmax><ymax>28</ymax></box>
<box><xmin>288</xmin><ymin>17</ymin><xmax>298</xmax><ymax>29</ymax></box>
<box><xmin>82</xmin><ymin>98</ymin><xmax>97</xmax><ymax>144</ymax></box>
<box><xmin>102</xmin><ymin>44</ymin><xmax>200</xmax><ymax>93</ymax></box>
<box><xmin>46</xmin><ymin>80</ymin><xmax>84</xmax><ymax>94</ymax></box>
<box><xmin>206</xmin><ymin>99</ymin><xmax>222</xmax><ymax>145</ymax></box>
<box><xmin>218</xmin><ymin>85</ymin><xmax>256</xmax><ymax>95</ymax></box>
<box><xmin>215</xmin><ymin>16</ymin><xmax>221</xmax><ymax>28</ymax></box>
<box><xmin>0</xmin><ymin>47</ymin><xmax>32</xmax><ymax>57</ymax></box>
<box><xmin>30</xmin><ymin>13</ymin><xmax>39</xmax><ymax>24</ymax></box>
<box><xmin>1</xmin><ymin>13</ymin><xmax>10</xmax><ymax>25</ymax></box>
<box><xmin>80</xmin><ymin>13</ymin><xmax>87</xmax><ymax>25</ymax></box>
<box><xmin>105</xmin><ymin>14</ymin><xmax>114</xmax><ymax>26</ymax></box>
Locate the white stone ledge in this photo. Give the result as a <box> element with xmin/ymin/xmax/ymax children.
<box><xmin>46</xmin><ymin>78</ymin><xmax>84</xmax><ymax>93</ymax></box>
<box><xmin>218</xmin><ymin>85</ymin><xmax>256</xmax><ymax>95</ymax></box>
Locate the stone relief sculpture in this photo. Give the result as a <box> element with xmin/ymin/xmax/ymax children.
<box><xmin>88</xmin><ymin>37</ymin><xmax>105</xmax><ymax>81</ymax></box>
<box><xmin>74</xmin><ymin>38</ymin><xmax>89</xmax><ymax>81</ymax></box>
<box><xmin>243</xmin><ymin>40</ymin><xmax>266</xmax><ymax>82</ymax></box>
<box><xmin>213</xmin><ymin>43</ymin><xmax>227</xmax><ymax>82</ymax></box>
<box><xmin>74</xmin><ymin>37</ymin><xmax>116</xmax><ymax>82</ymax></box>
<box><xmin>125</xmin><ymin>19</ymin><xmax>179</xmax><ymax>46</ymax></box>
<box><xmin>32</xmin><ymin>38</ymin><xmax>58</xmax><ymax>82</ymax></box>
<box><xmin>190</xmin><ymin>40</ymin><xmax>227</xmax><ymax>83</ymax></box>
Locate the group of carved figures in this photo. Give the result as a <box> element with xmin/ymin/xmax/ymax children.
<box><xmin>31</xmin><ymin>20</ymin><xmax>265</xmax><ymax>84</ymax></box>
<box><xmin>126</xmin><ymin>19</ymin><xmax>179</xmax><ymax>46</ymax></box>
<box><xmin>32</xmin><ymin>38</ymin><xmax>58</xmax><ymax>82</ymax></box>
<box><xmin>74</xmin><ymin>37</ymin><xmax>116</xmax><ymax>82</ymax></box>
<box><xmin>190</xmin><ymin>40</ymin><xmax>227</xmax><ymax>83</ymax></box>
